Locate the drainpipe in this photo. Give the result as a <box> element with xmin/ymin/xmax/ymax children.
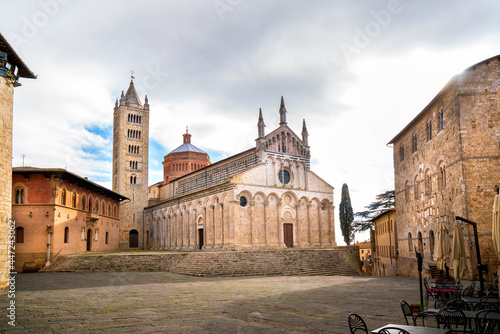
<box><xmin>45</xmin><ymin>225</ymin><xmax>53</xmax><ymax>267</ymax></box>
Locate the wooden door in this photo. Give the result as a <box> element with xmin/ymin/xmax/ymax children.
<box><xmin>198</xmin><ymin>229</ymin><xmax>204</xmax><ymax>250</ymax></box>
<box><xmin>87</xmin><ymin>229</ymin><xmax>92</xmax><ymax>251</ymax></box>
<box><xmin>283</xmin><ymin>224</ymin><xmax>293</xmax><ymax>248</ymax></box>
<box><xmin>129</xmin><ymin>230</ymin><xmax>139</xmax><ymax>248</ymax></box>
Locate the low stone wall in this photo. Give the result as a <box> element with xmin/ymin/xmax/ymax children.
<box><xmin>44</xmin><ymin>249</ymin><xmax>361</xmax><ymax>277</ymax></box>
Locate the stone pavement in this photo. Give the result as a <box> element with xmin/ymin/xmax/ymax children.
<box><xmin>0</xmin><ymin>272</ymin><xmax>423</xmax><ymax>333</ymax></box>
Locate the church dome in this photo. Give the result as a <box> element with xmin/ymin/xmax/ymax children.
<box><xmin>162</xmin><ymin>129</ymin><xmax>211</xmax><ymax>184</ymax></box>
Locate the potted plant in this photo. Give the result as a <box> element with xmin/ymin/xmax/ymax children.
<box><xmin>410</xmin><ymin>303</ymin><xmax>422</xmax><ymax>314</ymax></box>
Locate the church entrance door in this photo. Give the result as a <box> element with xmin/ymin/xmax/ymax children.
<box><xmin>87</xmin><ymin>229</ymin><xmax>92</xmax><ymax>251</ymax></box>
<box><xmin>129</xmin><ymin>230</ymin><xmax>139</xmax><ymax>248</ymax></box>
<box><xmin>198</xmin><ymin>228</ymin><xmax>204</xmax><ymax>250</ymax></box>
<box><xmin>283</xmin><ymin>223</ymin><xmax>293</xmax><ymax>248</ymax></box>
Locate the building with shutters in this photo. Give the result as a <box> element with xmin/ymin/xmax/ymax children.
<box><xmin>144</xmin><ymin>97</ymin><xmax>336</xmax><ymax>251</ymax></box>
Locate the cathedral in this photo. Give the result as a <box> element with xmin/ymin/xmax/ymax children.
<box><xmin>140</xmin><ymin>95</ymin><xmax>337</xmax><ymax>251</ymax></box>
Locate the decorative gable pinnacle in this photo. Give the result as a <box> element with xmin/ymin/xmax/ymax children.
<box><xmin>279</xmin><ymin>96</ymin><xmax>287</xmax><ymax>126</ymax></box>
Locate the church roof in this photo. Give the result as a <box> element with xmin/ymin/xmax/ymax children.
<box><xmin>124</xmin><ymin>80</ymin><xmax>143</xmax><ymax>108</ymax></box>
<box><xmin>170</xmin><ymin>143</ymin><xmax>207</xmax><ymax>154</ymax></box>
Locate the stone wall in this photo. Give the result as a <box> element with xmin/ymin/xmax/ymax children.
<box><xmin>0</xmin><ymin>74</ymin><xmax>14</xmax><ymax>290</ymax></box>
<box><xmin>391</xmin><ymin>56</ymin><xmax>500</xmax><ymax>280</ymax></box>
<box><xmin>44</xmin><ymin>249</ymin><xmax>361</xmax><ymax>277</ymax></box>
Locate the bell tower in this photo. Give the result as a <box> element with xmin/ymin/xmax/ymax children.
<box><xmin>112</xmin><ymin>78</ymin><xmax>149</xmax><ymax>249</ymax></box>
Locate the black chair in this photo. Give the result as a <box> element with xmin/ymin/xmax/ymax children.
<box><xmin>348</xmin><ymin>313</ymin><xmax>368</xmax><ymax>334</ymax></box>
<box><xmin>462</xmin><ymin>286</ymin><xmax>474</xmax><ymax>298</ymax></box>
<box><xmin>474</xmin><ymin>301</ymin><xmax>500</xmax><ymax>311</ymax></box>
<box><xmin>475</xmin><ymin>309</ymin><xmax>500</xmax><ymax>334</ymax></box>
<box><xmin>438</xmin><ymin>307</ymin><xmax>469</xmax><ymax>333</ymax></box>
<box><xmin>413</xmin><ymin>310</ymin><xmax>449</xmax><ymax>329</ymax></box>
<box><xmin>377</xmin><ymin>327</ymin><xmax>410</xmax><ymax>334</ymax></box>
<box><xmin>446</xmin><ymin>299</ymin><xmax>472</xmax><ymax>311</ymax></box>
<box><xmin>424</xmin><ymin>279</ymin><xmax>441</xmax><ymax>308</ymax></box>
<box><xmin>400</xmin><ymin>300</ymin><xmax>415</xmax><ymax>326</ymax></box>
<box><xmin>480</xmin><ymin>296</ymin><xmax>500</xmax><ymax>303</ymax></box>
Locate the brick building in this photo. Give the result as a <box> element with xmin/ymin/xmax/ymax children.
<box><xmin>0</xmin><ymin>33</ymin><xmax>36</xmax><ymax>289</ymax></box>
<box><xmin>372</xmin><ymin>209</ymin><xmax>397</xmax><ymax>276</ymax></box>
<box><xmin>389</xmin><ymin>55</ymin><xmax>500</xmax><ymax>280</ymax></box>
<box><xmin>112</xmin><ymin>80</ymin><xmax>149</xmax><ymax>249</ymax></box>
<box><xmin>12</xmin><ymin>167</ymin><xmax>127</xmax><ymax>272</ymax></box>
<box><xmin>145</xmin><ymin>98</ymin><xmax>336</xmax><ymax>250</ymax></box>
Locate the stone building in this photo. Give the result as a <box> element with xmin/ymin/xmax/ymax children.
<box><xmin>389</xmin><ymin>55</ymin><xmax>500</xmax><ymax>279</ymax></box>
<box><xmin>11</xmin><ymin>167</ymin><xmax>127</xmax><ymax>272</ymax></box>
<box><xmin>0</xmin><ymin>33</ymin><xmax>36</xmax><ymax>289</ymax></box>
<box><xmin>145</xmin><ymin>98</ymin><xmax>336</xmax><ymax>251</ymax></box>
<box><xmin>372</xmin><ymin>209</ymin><xmax>397</xmax><ymax>276</ymax></box>
<box><xmin>112</xmin><ymin>80</ymin><xmax>149</xmax><ymax>249</ymax></box>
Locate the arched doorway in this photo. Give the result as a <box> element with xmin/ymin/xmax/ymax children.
<box><xmin>87</xmin><ymin>229</ymin><xmax>92</xmax><ymax>251</ymax></box>
<box><xmin>129</xmin><ymin>229</ymin><xmax>139</xmax><ymax>248</ymax></box>
<box><xmin>283</xmin><ymin>224</ymin><xmax>293</xmax><ymax>248</ymax></box>
<box><xmin>198</xmin><ymin>229</ymin><xmax>204</xmax><ymax>250</ymax></box>
<box><xmin>429</xmin><ymin>230</ymin><xmax>435</xmax><ymax>261</ymax></box>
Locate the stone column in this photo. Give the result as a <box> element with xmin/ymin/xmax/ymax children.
<box><xmin>318</xmin><ymin>203</ymin><xmax>323</xmax><ymax>246</ymax></box>
<box><xmin>264</xmin><ymin>200</ymin><xmax>269</xmax><ymax>247</ymax></box>
<box><xmin>277</xmin><ymin>199</ymin><xmax>283</xmax><ymax>247</ymax></box>
<box><xmin>307</xmin><ymin>202</ymin><xmax>312</xmax><ymax>246</ymax></box>
<box><xmin>249</xmin><ymin>200</ymin><xmax>255</xmax><ymax>246</ymax></box>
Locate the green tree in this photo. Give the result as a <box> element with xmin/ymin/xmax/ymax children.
<box><xmin>353</xmin><ymin>190</ymin><xmax>395</xmax><ymax>232</ymax></box>
<box><xmin>339</xmin><ymin>183</ymin><xmax>354</xmax><ymax>245</ymax></box>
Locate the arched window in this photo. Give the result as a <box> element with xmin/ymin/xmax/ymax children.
<box><xmin>429</xmin><ymin>230</ymin><xmax>435</xmax><ymax>261</ymax></box>
<box><xmin>15</xmin><ymin>188</ymin><xmax>24</xmax><ymax>204</ymax></box>
<box><xmin>108</xmin><ymin>204</ymin><xmax>111</xmax><ymax>216</ymax></box>
<box><xmin>412</xmin><ymin>133</ymin><xmax>418</xmax><ymax>153</ymax></box>
<box><xmin>408</xmin><ymin>232</ymin><xmax>412</xmax><ymax>253</ymax></box>
<box><xmin>82</xmin><ymin>195</ymin><xmax>86</xmax><ymax>210</ymax></box>
<box><xmin>426</xmin><ymin>120</ymin><xmax>432</xmax><ymax>142</ymax></box>
<box><xmin>71</xmin><ymin>192</ymin><xmax>77</xmax><ymax>208</ymax></box>
<box><xmin>61</xmin><ymin>189</ymin><xmax>66</xmax><ymax>206</ymax></box>
<box><xmin>114</xmin><ymin>205</ymin><xmax>117</xmax><ymax>218</ymax></box>
<box><xmin>414</xmin><ymin>176</ymin><xmax>420</xmax><ymax>200</ymax></box>
<box><xmin>88</xmin><ymin>197</ymin><xmax>93</xmax><ymax>212</ymax></box>
<box><xmin>95</xmin><ymin>200</ymin><xmax>99</xmax><ymax>213</ymax></box>
<box><xmin>399</xmin><ymin>144</ymin><xmax>405</xmax><ymax>162</ymax></box>
<box><xmin>438</xmin><ymin>162</ymin><xmax>446</xmax><ymax>189</ymax></box>
<box><xmin>16</xmin><ymin>227</ymin><xmax>24</xmax><ymax>243</ymax></box>
<box><xmin>64</xmin><ymin>227</ymin><xmax>69</xmax><ymax>243</ymax></box>
<box><xmin>438</xmin><ymin>110</ymin><xmax>444</xmax><ymax>132</ymax></box>
<box><xmin>425</xmin><ymin>169</ymin><xmax>432</xmax><ymax>195</ymax></box>
<box><xmin>102</xmin><ymin>202</ymin><xmax>106</xmax><ymax>215</ymax></box>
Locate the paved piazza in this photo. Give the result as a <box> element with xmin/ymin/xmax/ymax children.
<box><xmin>0</xmin><ymin>272</ymin><xmax>422</xmax><ymax>333</ymax></box>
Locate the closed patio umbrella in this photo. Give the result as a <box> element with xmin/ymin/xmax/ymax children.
<box><xmin>492</xmin><ymin>193</ymin><xmax>500</xmax><ymax>278</ymax></box>
<box><xmin>435</xmin><ymin>222</ymin><xmax>451</xmax><ymax>271</ymax></box>
<box><xmin>451</xmin><ymin>221</ymin><xmax>468</xmax><ymax>279</ymax></box>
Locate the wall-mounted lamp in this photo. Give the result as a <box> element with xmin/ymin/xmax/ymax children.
<box><xmin>29</xmin><ymin>212</ymin><xmax>32</xmax><ymax>218</ymax></box>
<box><xmin>45</xmin><ymin>212</ymin><xmax>49</xmax><ymax>217</ymax></box>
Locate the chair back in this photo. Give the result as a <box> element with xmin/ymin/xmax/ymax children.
<box><xmin>348</xmin><ymin>313</ymin><xmax>368</xmax><ymax>334</ymax></box>
<box><xmin>413</xmin><ymin>310</ymin><xmax>449</xmax><ymax>328</ymax></box>
<box><xmin>461</xmin><ymin>286</ymin><xmax>474</xmax><ymax>298</ymax></box>
<box><xmin>377</xmin><ymin>327</ymin><xmax>410</xmax><ymax>334</ymax></box>
<box><xmin>474</xmin><ymin>301</ymin><xmax>499</xmax><ymax>311</ymax></box>
<box><xmin>476</xmin><ymin>309</ymin><xmax>500</xmax><ymax>334</ymax></box>
<box><xmin>446</xmin><ymin>299</ymin><xmax>472</xmax><ymax>311</ymax></box>
<box><xmin>400</xmin><ymin>300</ymin><xmax>413</xmax><ymax>325</ymax></box>
<box><xmin>438</xmin><ymin>307</ymin><xmax>467</xmax><ymax>331</ymax></box>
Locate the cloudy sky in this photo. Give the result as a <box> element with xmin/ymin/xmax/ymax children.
<box><xmin>3</xmin><ymin>0</ymin><xmax>500</xmax><ymax>245</ymax></box>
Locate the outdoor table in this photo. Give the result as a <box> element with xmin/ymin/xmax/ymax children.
<box><xmin>462</xmin><ymin>297</ymin><xmax>481</xmax><ymax>305</ymax></box>
<box><xmin>370</xmin><ymin>324</ymin><xmax>451</xmax><ymax>334</ymax></box>
<box><xmin>428</xmin><ymin>309</ymin><xmax>500</xmax><ymax>321</ymax></box>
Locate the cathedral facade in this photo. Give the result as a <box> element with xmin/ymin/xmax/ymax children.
<box><xmin>144</xmin><ymin>98</ymin><xmax>336</xmax><ymax>251</ymax></box>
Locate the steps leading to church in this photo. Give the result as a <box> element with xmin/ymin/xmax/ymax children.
<box><xmin>44</xmin><ymin>249</ymin><xmax>361</xmax><ymax>277</ymax></box>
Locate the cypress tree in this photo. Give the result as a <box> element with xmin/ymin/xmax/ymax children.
<box><xmin>339</xmin><ymin>183</ymin><xmax>354</xmax><ymax>245</ymax></box>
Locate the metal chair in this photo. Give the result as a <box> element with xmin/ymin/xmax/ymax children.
<box><xmin>475</xmin><ymin>309</ymin><xmax>500</xmax><ymax>334</ymax></box>
<box><xmin>400</xmin><ymin>300</ymin><xmax>415</xmax><ymax>326</ymax></box>
<box><xmin>462</xmin><ymin>286</ymin><xmax>474</xmax><ymax>298</ymax></box>
<box><xmin>446</xmin><ymin>299</ymin><xmax>473</xmax><ymax>311</ymax></box>
<box><xmin>474</xmin><ymin>301</ymin><xmax>500</xmax><ymax>311</ymax></box>
<box><xmin>424</xmin><ymin>278</ymin><xmax>441</xmax><ymax>308</ymax></box>
<box><xmin>377</xmin><ymin>327</ymin><xmax>410</xmax><ymax>334</ymax></box>
<box><xmin>348</xmin><ymin>313</ymin><xmax>368</xmax><ymax>334</ymax></box>
<box><xmin>438</xmin><ymin>307</ymin><xmax>469</xmax><ymax>333</ymax></box>
<box><xmin>413</xmin><ymin>310</ymin><xmax>449</xmax><ymax>329</ymax></box>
